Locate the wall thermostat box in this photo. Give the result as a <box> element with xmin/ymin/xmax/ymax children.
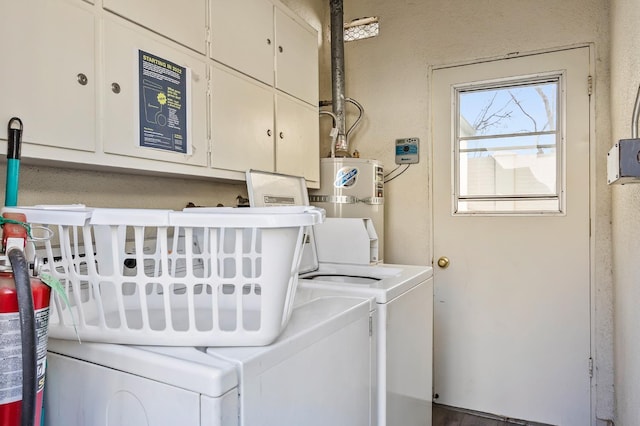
<box><xmin>607</xmin><ymin>138</ymin><xmax>640</xmax><ymax>184</ymax></box>
<box><xmin>395</xmin><ymin>137</ymin><xmax>419</xmax><ymax>164</ymax></box>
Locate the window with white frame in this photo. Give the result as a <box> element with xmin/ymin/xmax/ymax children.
<box><xmin>454</xmin><ymin>74</ymin><xmax>563</xmax><ymax>214</ymax></box>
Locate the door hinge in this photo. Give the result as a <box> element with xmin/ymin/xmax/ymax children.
<box><xmin>588</xmin><ymin>357</ymin><xmax>594</xmax><ymax>378</ymax></box>
<box><xmin>369</xmin><ymin>316</ymin><xmax>373</xmax><ymax>337</ymax></box>
<box><xmin>588</xmin><ymin>75</ymin><xmax>593</xmax><ymax>96</ymax></box>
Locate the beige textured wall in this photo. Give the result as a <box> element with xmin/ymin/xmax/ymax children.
<box><xmin>0</xmin><ymin>164</ymin><xmax>248</xmax><ymax>209</ymax></box>
<box><xmin>610</xmin><ymin>0</ymin><xmax>640</xmax><ymax>424</ymax></box>
<box><xmin>338</xmin><ymin>0</ymin><xmax>612</xmax><ymax>422</ymax></box>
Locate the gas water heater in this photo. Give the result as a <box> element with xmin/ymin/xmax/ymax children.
<box><xmin>309</xmin><ymin>158</ymin><xmax>384</xmax><ymax>261</ymax></box>
<box><xmin>313</xmin><ymin>0</ymin><xmax>385</xmax><ymax>260</ymax></box>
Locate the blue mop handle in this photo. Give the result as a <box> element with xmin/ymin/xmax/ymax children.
<box><xmin>6</xmin><ymin>117</ymin><xmax>23</xmax><ymax>207</ymax></box>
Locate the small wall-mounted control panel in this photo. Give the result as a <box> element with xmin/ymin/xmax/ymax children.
<box><xmin>607</xmin><ymin>138</ymin><xmax>640</xmax><ymax>184</ymax></box>
<box><xmin>395</xmin><ymin>137</ymin><xmax>420</xmax><ymax>164</ymax></box>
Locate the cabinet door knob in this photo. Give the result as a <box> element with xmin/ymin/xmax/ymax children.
<box><xmin>77</xmin><ymin>73</ymin><xmax>88</xmax><ymax>86</ymax></box>
<box><xmin>279</xmin><ymin>132</ymin><xmax>284</xmax><ymax>139</ymax></box>
<box><xmin>266</xmin><ymin>38</ymin><xmax>272</xmax><ymax>45</ymax></box>
<box><xmin>111</xmin><ymin>83</ymin><xmax>121</xmax><ymax>94</ymax></box>
<box><xmin>278</xmin><ymin>45</ymin><xmax>283</xmax><ymax>53</ymax></box>
<box><xmin>267</xmin><ymin>129</ymin><xmax>272</xmax><ymax>137</ymax></box>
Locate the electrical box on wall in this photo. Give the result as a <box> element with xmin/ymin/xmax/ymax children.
<box><xmin>395</xmin><ymin>137</ymin><xmax>419</xmax><ymax>164</ymax></box>
<box><xmin>607</xmin><ymin>138</ymin><xmax>640</xmax><ymax>184</ymax></box>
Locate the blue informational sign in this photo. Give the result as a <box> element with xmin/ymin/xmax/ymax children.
<box><xmin>138</xmin><ymin>50</ymin><xmax>189</xmax><ymax>154</ymax></box>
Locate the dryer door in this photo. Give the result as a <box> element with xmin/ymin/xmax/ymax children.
<box><xmin>45</xmin><ymin>353</ymin><xmax>211</xmax><ymax>426</ymax></box>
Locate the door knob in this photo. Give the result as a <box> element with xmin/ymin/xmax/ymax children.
<box><xmin>437</xmin><ymin>256</ymin><xmax>450</xmax><ymax>269</ymax></box>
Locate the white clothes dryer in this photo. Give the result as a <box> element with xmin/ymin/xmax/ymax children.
<box><xmin>43</xmin><ymin>291</ymin><xmax>375</xmax><ymax>426</ymax></box>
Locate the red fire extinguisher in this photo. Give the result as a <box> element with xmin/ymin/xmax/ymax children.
<box><xmin>0</xmin><ymin>213</ymin><xmax>51</xmax><ymax>426</ymax></box>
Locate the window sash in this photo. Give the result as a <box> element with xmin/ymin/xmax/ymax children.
<box><xmin>453</xmin><ymin>74</ymin><xmax>564</xmax><ymax>214</ymax></box>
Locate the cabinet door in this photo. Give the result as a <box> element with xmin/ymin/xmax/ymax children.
<box><xmin>274</xmin><ymin>8</ymin><xmax>319</xmax><ymax>106</ymax></box>
<box><xmin>211</xmin><ymin>65</ymin><xmax>274</xmax><ymax>173</ymax></box>
<box><xmin>275</xmin><ymin>94</ymin><xmax>319</xmax><ymax>183</ymax></box>
<box><xmin>210</xmin><ymin>0</ymin><xmax>274</xmax><ymax>86</ymax></box>
<box><xmin>103</xmin><ymin>0</ymin><xmax>207</xmax><ymax>54</ymax></box>
<box><xmin>102</xmin><ymin>18</ymin><xmax>208</xmax><ymax>167</ymax></box>
<box><xmin>0</xmin><ymin>0</ymin><xmax>96</xmax><ymax>152</ymax></box>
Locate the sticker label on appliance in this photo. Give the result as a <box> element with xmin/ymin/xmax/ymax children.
<box><xmin>375</xmin><ymin>166</ymin><xmax>384</xmax><ymax>198</ymax></box>
<box><xmin>0</xmin><ymin>307</ymin><xmax>50</xmax><ymax>404</ymax></box>
<box><xmin>262</xmin><ymin>195</ymin><xmax>296</xmax><ymax>206</ymax></box>
<box><xmin>138</xmin><ymin>50</ymin><xmax>190</xmax><ymax>154</ymax></box>
<box><xmin>334</xmin><ymin>167</ymin><xmax>359</xmax><ymax>188</ymax></box>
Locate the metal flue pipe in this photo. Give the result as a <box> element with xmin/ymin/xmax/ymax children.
<box><xmin>330</xmin><ymin>0</ymin><xmax>349</xmax><ymax>157</ymax></box>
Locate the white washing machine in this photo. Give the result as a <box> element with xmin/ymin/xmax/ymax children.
<box><xmin>43</xmin><ymin>290</ymin><xmax>375</xmax><ymax>426</ymax></box>
<box><xmin>245</xmin><ymin>169</ymin><xmax>434</xmax><ymax>426</ymax></box>
<box><xmin>299</xmin><ymin>263</ymin><xmax>434</xmax><ymax>426</ymax></box>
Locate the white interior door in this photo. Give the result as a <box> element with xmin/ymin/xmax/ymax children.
<box><xmin>431</xmin><ymin>47</ymin><xmax>591</xmax><ymax>425</ymax></box>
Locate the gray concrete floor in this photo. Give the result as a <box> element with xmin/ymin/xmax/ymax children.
<box><xmin>433</xmin><ymin>404</ymin><xmax>554</xmax><ymax>426</ymax></box>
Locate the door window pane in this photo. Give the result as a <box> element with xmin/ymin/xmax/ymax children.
<box><xmin>459</xmin><ymin>82</ymin><xmax>557</xmax><ymax>136</ymax></box>
<box><xmin>455</xmin><ymin>77</ymin><xmax>562</xmax><ymax>214</ymax></box>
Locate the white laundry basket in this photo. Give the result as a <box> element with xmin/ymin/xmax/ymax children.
<box><xmin>4</xmin><ymin>205</ymin><xmax>324</xmax><ymax>346</ymax></box>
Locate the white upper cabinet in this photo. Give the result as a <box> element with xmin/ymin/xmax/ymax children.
<box><xmin>210</xmin><ymin>64</ymin><xmax>320</xmax><ymax>185</ymax></box>
<box><xmin>0</xmin><ymin>0</ymin><xmax>319</xmax><ymax>183</ymax></box>
<box><xmin>210</xmin><ymin>0</ymin><xmax>320</xmax><ymax>184</ymax></box>
<box><xmin>103</xmin><ymin>0</ymin><xmax>207</xmax><ymax>54</ymax></box>
<box><xmin>274</xmin><ymin>8</ymin><xmax>319</xmax><ymax>106</ymax></box>
<box><xmin>275</xmin><ymin>93</ymin><xmax>320</xmax><ymax>182</ymax></box>
<box><xmin>211</xmin><ymin>0</ymin><xmax>319</xmax><ymax>106</ymax></box>
<box><xmin>102</xmin><ymin>18</ymin><xmax>208</xmax><ymax>167</ymax></box>
<box><xmin>210</xmin><ymin>64</ymin><xmax>274</xmax><ymax>173</ymax></box>
<box><xmin>210</xmin><ymin>0</ymin><xmax>274</xmax><ymax>86</ymax></box>
<box><xmin>0</xmin><ymin>0</ymin><xmax>96</xmax><ymax>152</ymax></box>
